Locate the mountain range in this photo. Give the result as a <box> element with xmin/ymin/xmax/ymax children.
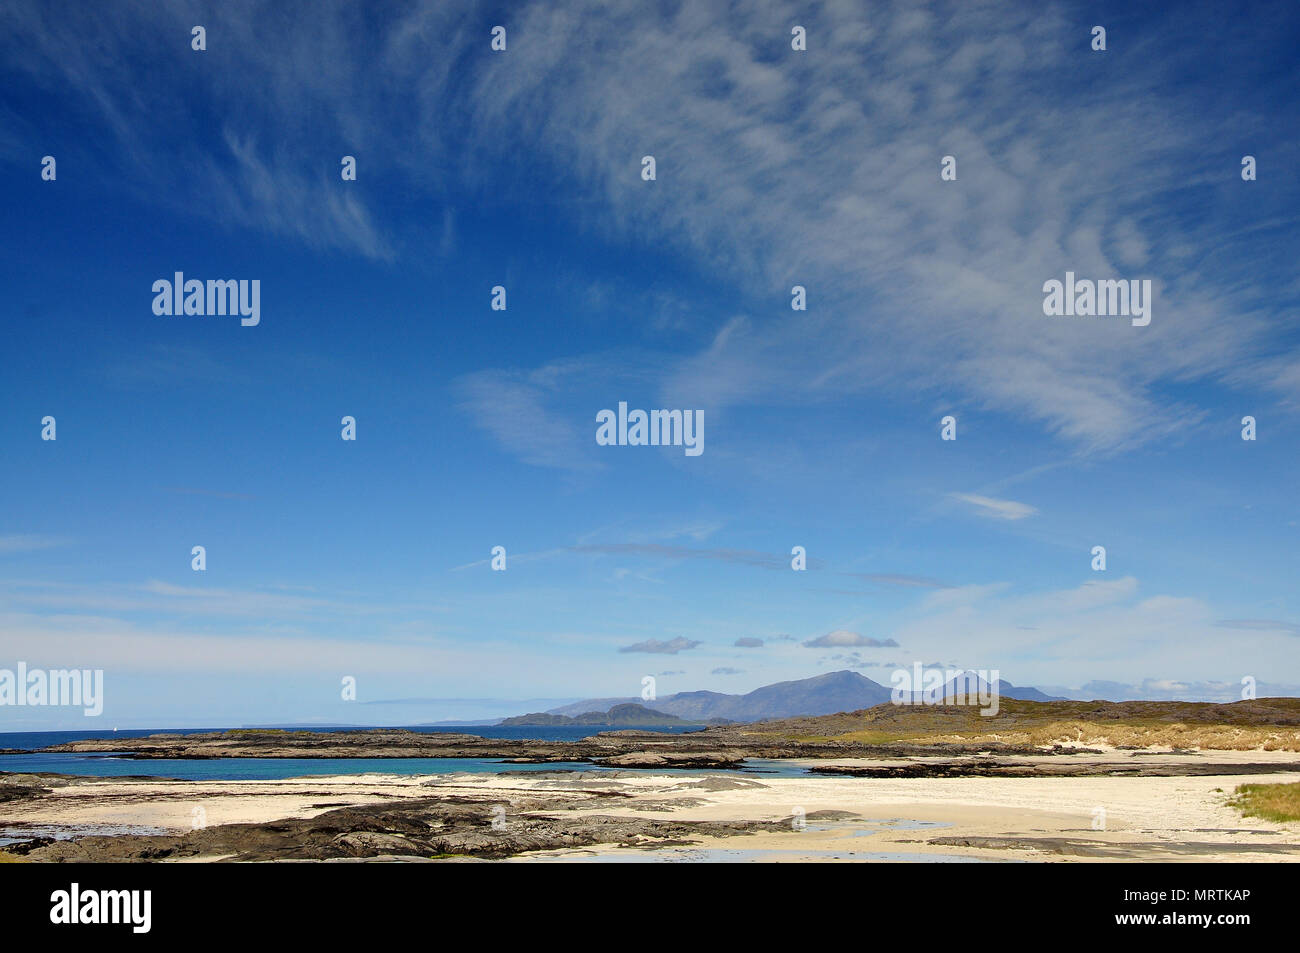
<box><xmin>498</xmin><ymin>703</ymin><xmax>699</xmax><ymax>727</ymax></box>
<box><xmin>518</xmin><ymin>670</ymin><xmax>1063</xmax><ymax>725</ymax></box>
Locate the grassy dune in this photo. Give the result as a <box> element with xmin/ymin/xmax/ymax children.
<box><xmin>1230</xmin><ymin>782</ymin><xmax>1300</xmax><ymax>822</ymax></box>
<box><xmin>724</xmin><ymin>698</ymin><xmax>1300</xmax><ymax>751</ymax></box>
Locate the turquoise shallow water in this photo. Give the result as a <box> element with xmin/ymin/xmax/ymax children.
<box><xmin>0</xmin><ymin>724</ymin><xmax>815</xmax><ymax>780</ymax></box>
<box><xmin>0</xmin><ymin>752</ymin><xmax>599</xmax><ymax>780</ymax></box>
<box><xmin>0</xmin><ymin>724</ymin><xmax>704</xmax><ymax>751</ymax></box>
<box><xmin>0</xmin><ymin>752</ymin><xmax>812</xmax><ymax>780</ymax></box>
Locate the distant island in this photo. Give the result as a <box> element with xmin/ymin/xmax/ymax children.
<box><xmin>507</xmin><ymin>669</ymin><xmax>1063</xmax><ymax>726</ymax></box>
<box><xmin>499</xmin><ymin>702</ymin><xmax>707</xmax><ymax>727</ymax></box>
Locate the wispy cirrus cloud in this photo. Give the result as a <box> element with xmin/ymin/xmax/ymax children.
<box><xmin>892</xmin><ymin>577</ymin><xmax>1300</xmax><ymax>689</ymax></box>
<box><xmin>5</xmin><ymin>1</ymin><xmax>1294</xmax><ymax>452</ymax></box>
<box><xmin>473</xmin><ymin>1</ymin><xmax>1298</xmax><ymax>451</ymax></box>
<box><xmin>453</xmin><ymin>368</ymin><xmax>602</xmax><ymax>472</ymax></box>
<box><xmin>0</xmin><ymin>1</ymin><xmax>394</xmax><ymax>258</ymax></box>
<box><xmin>948</xmin><ymin>493</ymin><xmax>1039</xmax><ymax>521</ymax></box>
<box><xmin>0</xmin><ymin>577</ymin><xmax>430</xmax><ymax>619</ymax></box>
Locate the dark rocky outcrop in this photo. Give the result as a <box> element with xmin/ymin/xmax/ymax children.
<box><xmin>14</xmin><ymin>793</ymin><xmax>793</xmax><ymax>863</ymax></box>
<box><xmin>596</xmin><ymin>750</ymin><xmax>744</xmax><ymax>769</ymax></box>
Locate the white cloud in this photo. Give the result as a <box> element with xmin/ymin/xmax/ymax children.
<box><xmin>948</xmin><ymin>493</ymin><xmax>1038</xmax><ymax>521</ymax></box>
<box><xmin>803</xmin><ymin>629</ymin><xmax>897</xmax><ymax>648</ymax></box>
<box><xmin>892</xmin><ymin>575</ymin><xmax>1297</xmax><ymax>686</ymax></box>
<box><xmin>453</xmin><ymin>368</ymin><xmax>603</xmax><ymax>472</ymax></box>
<box><xmin>6</xmin><ymin>1</ymin><xmax>1294</xmax><ymax>450</ymax></box>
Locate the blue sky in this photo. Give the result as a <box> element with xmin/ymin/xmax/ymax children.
<box><xmin>1</xmin><ymin>0</ymin><xmax>1298</xmax><ymax>728</ymax></box>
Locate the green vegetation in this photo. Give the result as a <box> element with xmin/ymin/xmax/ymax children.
<box><xmin>0</xmin><ymin>851</ymin><xmax>25</xmax><ymax>863</ymax></box>
<box><xmin>1228</xmin><ymin>782</ymin><xmax>1300</xmax><ymax>823</ymax></box>
<box><xmin>727</xmin><ymin>697</ymin><xmax>1300</xmax><ymax>751</ymax></box>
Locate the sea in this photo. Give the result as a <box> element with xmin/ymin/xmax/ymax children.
<box><xmin>0</xmin><ymin>728</ymin><xmax>988</xmax><ymax>862</ymax></box>
<box><xmin>0</xmin><ymin>725</ymin><xmax>810</xmax><ymax>780</ymax></box>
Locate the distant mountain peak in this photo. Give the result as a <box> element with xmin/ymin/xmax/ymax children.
<box><xmin>530</xmin><ymin>668</ymin><xmax>1063</xmax><ymax>723</ymax></box>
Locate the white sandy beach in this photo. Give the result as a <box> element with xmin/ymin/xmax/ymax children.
<box><xmin>5</xmin><ymin>748</ymin><xmax>1299</xmax><ymax>862</ymax></box>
